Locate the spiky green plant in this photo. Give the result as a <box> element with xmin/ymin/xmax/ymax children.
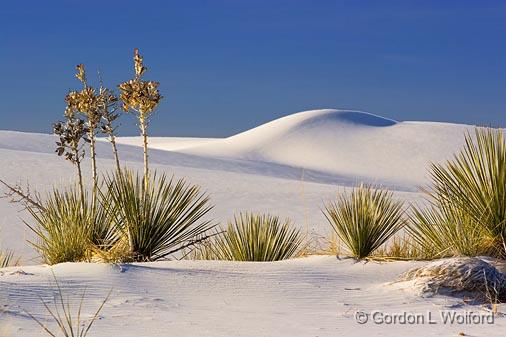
<box><xmin>26</xmin><ymin>185</ymin><xmax>113</xmax><ymax>265</ymax></box>
<box><xmin>409</xmin><ymin>202</ymin><xmax>494</xmax><ymax>258</ymax></box>
<box><xmin>409</xmin><ymin>127</ymin><xmax>506</xmax><ymax>257</ymax></box>
<box><xmin>25</xmin><ymin>271</ymin><xmax>110</xmax><ymax>337</ymax></box>
<box><xmin>104</xmin><ymin>170</ymin><xmax>214</xmax><ymax>261</ymax></box>
<box><xmin>323</xmin><ymin>185</ymin><xmax>406</xmax><ymax>259</ymax></box>
<box><xmin>209</xmin><ymin>212</ymin><xmax>304</xmax><ymax>262</ymax></box>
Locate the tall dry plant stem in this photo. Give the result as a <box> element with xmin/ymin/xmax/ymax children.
<box><xmin>77</xmin><ymin>65</ymin><xmax>99</xmax><ymax>207</ymax></box>
<box><xmin>108</xmin><ymin>130</ymin><xmax>121</xmax><ymax>173</ymax></box>
<box><xmin>139</xmin><ymin>113</ymin><xmax>149</xmax><ymax>187</ymax></box>
<box><xmin>65</xmin><ymin>64</ymin><xmax>103</xmax><ymax>207</ymax></box>
<box><xmin>90</xmin><ymin>136</ymin><xmax>97</xmax><ymax>205</ymax></box>
<box><xmin>118</xmin><ymin>48</ymin><xmax>162</xmax><ymax>190</ymax></box>
<box><xmin>53</xmin><ymin>115</ymin><xmax>88</xmax><ymax>208</ymax></box>
<box><xmin>76</xmin><ymin>153</ymin><xmax>85</xmax><ymax>204</ymax></box>
<box><xmin>97</xmin><ymin>78</ymin><xmax>122</xmax><ymax>174</ymax></box>
<box><xmin>70</xmin><ymin>137</ymin><xmax>85</xmax><ymax>206</ymax></box>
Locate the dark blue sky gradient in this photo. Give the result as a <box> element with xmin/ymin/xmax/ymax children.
<box><xmin>1</xmin><ymin>0</ymin><xmax>505</xmax><ymax>136</ymax></box>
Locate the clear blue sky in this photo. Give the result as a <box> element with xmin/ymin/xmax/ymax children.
<box><xmin>1</xmin><ymin>0</ymin><xmax>505</xmax><ymax>136</ymax></box>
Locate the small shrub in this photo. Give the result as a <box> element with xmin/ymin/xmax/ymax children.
<box><xmin>104</xmin><ymin>170</ymin><xmax>215</xmax><ymax>261</ymax></box>
<box><xmin>210</xmin><ymin>212</ymin><xmax>304</xmax><ymax>261</ymax></box>
<box><xmin>323</xmin><ymin>184</ymin><xmax>406</xmax><ymax>259</ymax></box>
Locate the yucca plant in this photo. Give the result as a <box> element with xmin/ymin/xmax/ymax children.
<box><xmin>323</xmin><ymin>185</ymin><xmax>406</xmax><ymax>259</ymax></box>
<box><xmin>409</xmin><ymin>202</ymin><xmax>494</xmax><ymax>258</ymax></box>
<box><xmin>26</xmin><ymin>185</ymin><xmax>114</xmax><ymax>265</ymax></box>
<box><xmin>104</xmin><ymin>170</ymin><xmax>214</xmax><ymax>261</ymax></box>
<box><xmin>409</xmin><ymin>127</ymin><xmax>506</xmax><ymax>258</ymax></box>
<box><xmin>208</xmin><ymin>212</ymin><xmax>304</xmax><ymax>262</ymax></box>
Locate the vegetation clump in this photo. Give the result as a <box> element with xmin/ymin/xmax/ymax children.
<box><xmin>104</xmin><ymin>170</ymin><xmax>215</xmax><ymax>262</ymax></box>
<box><xmin>26</xmin><ymin>186</ymin><xmax>113</xmax><ymax>265</ymax></box>
<box><xmin>189</xmin><ymin>212</ymin><xmax>304</xmax><ymax>262</ymax></box>
<box><xmin>1</xmin><ymin>49</ymin><xmax>216</xmax><ymax>264</ymax></box>
<box><xmin>409</xmin><ymin>128</ymin><xmax>506</xmax><ymax>258</ymax></box>
<box><xmin>323</xmin><ymin>185</ymin><xmax>406</xmax><ymax>259</ymax></box>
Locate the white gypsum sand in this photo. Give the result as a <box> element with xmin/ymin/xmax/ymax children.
<box><xmin>1</xmin><ymin>109</ymin><xmax>504</xmax><ymax>336</ymax></box>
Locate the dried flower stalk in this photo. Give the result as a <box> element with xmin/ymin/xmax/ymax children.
<box><xmin>66</xmin><ymin>64</ymin><xmax>102</xmax><ymax>207</ymax></box>
<box><xmin>53</xmin><ymin>116</ymin><xmax>89</xmax><ymax>204</ymax></box>
<box><xmin>118</xmin><ymin>48</ymin><xmax>162</xmax><ymax>188</ymax></box>
<box><xmin>98</xmin><ymin>85</ymin><xmax>121</xmax><ymax>173</ymax></box>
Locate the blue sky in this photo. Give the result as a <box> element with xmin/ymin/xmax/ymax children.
<box><xmin>1</xmin><ymin>0</ymin><xmax>505</xmax><ymax>136</ymax></box>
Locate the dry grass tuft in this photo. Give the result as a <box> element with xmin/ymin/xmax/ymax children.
<box><xmin>373</xmin><ymin>236</ymin><xmax>435</xmax><ymax>261</ymax></box>
<box><xmin>0</xmin><ymin>250</ymin><xmax>16</xmax><ymax>268</ymax></box>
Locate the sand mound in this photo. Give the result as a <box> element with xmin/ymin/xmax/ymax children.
<box><xmin>174</xmin><ymin>109</ymin><xmax>472</xmax><ymax>187</ymax></box>
<box><xmin>399</xmin><ymin>257</ymin><xmax>506</xmax><ymax>302</ymax></box>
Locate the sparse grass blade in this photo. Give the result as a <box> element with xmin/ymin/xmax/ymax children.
<box><xmin>25</xmin><ymin>271</ymin><xmax>111</xmax><ymax>337</ymax></box>
<box><xmin>323</xmin><ymin>184</ymin><xmax>406</xmax><ymax>259</ymax></box>
<box><xmin>0</xmin><ymin>249</ymin><xmax>16</xmax><ymax>268</ymax></box>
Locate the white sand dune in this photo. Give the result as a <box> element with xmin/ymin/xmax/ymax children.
<box><xmin>1</xmin><ymin>109</ymin><xmax>503</xmax><ymax>336</ymax></box>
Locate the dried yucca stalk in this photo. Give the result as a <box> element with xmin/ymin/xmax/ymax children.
<box><xmin>118</xmin><ymin>48</ymin><xmax>162</xmax><ymax>189</ymax></box>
